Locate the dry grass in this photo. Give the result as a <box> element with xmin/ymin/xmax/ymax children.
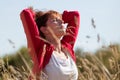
<box><xmin>0</xmin><ymin>44</ymin><xmax>120</xmax><ymax>80</ymax></box>
<box><xmin>76</xmin><ymin>44</ymin><xmax>120</xmax><ymax>80</ymax></box>
<box><xmin>0</xmin><ymin>58</ymin><xmax>29</xmax><ymax>80</ymax></box>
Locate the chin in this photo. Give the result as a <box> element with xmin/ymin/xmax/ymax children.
<box><xmin>56</xmin><ymin>34</ymin><xmax>64</xmax><ymax>39</ymax></box>
<box><xmin>55</xmin><ymin>29</ymin><xmax>65</xmax><ymax>38</ymax></box>
<box><xmin>57</xmin><ymin>35</ymin><xmax>63</xmax><ymax>39</ymax></box>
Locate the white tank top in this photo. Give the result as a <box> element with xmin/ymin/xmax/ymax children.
<box><xmin>43</xmin><ymin>51</ymin><xmax>78</xmax><ymax>80</ymax></box>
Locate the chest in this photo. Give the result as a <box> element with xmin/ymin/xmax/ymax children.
<box><xmin>43</xmin><ymin>51</ymin><xmax>78</xmax><ymax>80</ymax></box>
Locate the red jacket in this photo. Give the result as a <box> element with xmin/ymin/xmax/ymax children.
<box><xmin>20</xmin><ymin>8</ymin><xmax>80</xmax><ymax>75</ymax></box>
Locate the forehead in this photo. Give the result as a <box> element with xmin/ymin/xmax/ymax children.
<box><xmin>49</xmin><ymin>14</ymin><xmax>62</xmax><ymax>19</ymax></box>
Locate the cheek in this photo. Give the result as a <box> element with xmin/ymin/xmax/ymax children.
<box><xmin>48</xmin><ymin>24</ymin><xmax>57</xmax><ymax>30</ymax></box>
<box><xmin>46</xmin><ymin>21</ymin><xmax>55</xmax><ymax>27</ymax></box>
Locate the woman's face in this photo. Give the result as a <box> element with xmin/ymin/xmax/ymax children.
<box><xmin>46</xmin><ymin>14</ymin><xmax>65</xmax><ymax>38</ymax></box>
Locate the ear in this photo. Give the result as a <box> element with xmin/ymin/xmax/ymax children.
<box><xmin>40</xmin><ymin>26</ymin><xmax>48</xmax><ymax>34</ymax></box>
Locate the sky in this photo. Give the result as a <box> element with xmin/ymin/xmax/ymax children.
<box><xmin>0</xmin><ymin>0</ymin><xmax>120</xmax><ymax>57</ymax></box>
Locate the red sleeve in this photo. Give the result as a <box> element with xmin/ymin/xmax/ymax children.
<box><xmin>62</xmin><ymin>10</ymin><xmax>80</xmax><ymax>49</ymax></box>
<box><xmin>20</xmin><ymin>8</ymin><xmax>44</xmax><ymax>74</ymax></box>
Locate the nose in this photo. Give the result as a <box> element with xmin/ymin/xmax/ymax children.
<box><xmin>60</xmin><ymin>24</ymin><xmax>64</xmax><ymax>29</ymax></box>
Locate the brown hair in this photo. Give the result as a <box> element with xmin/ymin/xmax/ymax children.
<box><xmin>35</xmin><ymin>10</ymin><xmax>61</xmax><ymax>38</ymax></box>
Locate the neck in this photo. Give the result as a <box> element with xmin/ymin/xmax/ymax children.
<box><xmin>45</xmin><ymin>35</ymin><xmax>61</xmax><ymax>53</ymax></box>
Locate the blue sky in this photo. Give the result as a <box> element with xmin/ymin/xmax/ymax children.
<box><xmin>0</xmin><ymin>0</ymin><xmax>120</xmax><ymax>56</ymax></box>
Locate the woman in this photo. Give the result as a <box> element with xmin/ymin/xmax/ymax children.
<box><xmin>21</xmin><ymin>8</ymin><xmax>80</xmax><ymax>80</ymax></box>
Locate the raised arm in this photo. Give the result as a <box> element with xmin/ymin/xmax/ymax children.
<box><xmin>20</xmin><ymin>8</ymin><xmax>44</xmax><ymax>51</ymax></box>
<box><xmin>20</xmin><ymin>8</ymin><xmax>45</xmax><ymax>75</ymax></box>
<box><xmin>62</xmin><ymin>10</ymin><xmax>80</xmax><ymax>49</ymax></box>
